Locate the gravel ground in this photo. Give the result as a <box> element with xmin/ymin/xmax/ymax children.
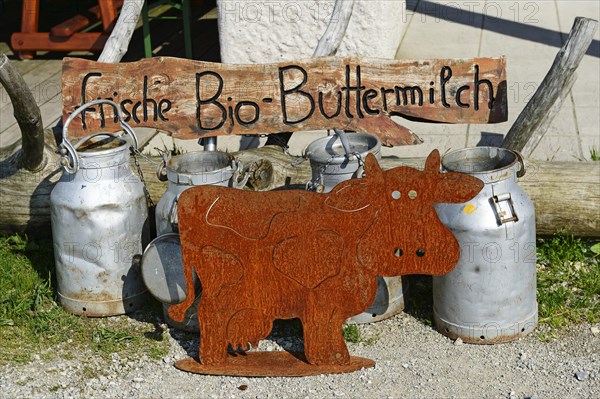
<box><xmin>1</xmin><ymin>311</ymin><xmax>598</xmax><ymax>399</ymax></box>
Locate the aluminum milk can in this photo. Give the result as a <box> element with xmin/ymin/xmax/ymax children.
<box><xmin>305</xmin><ymin>132</ymin><xmax>405</xmax><ymax>324</ymax></box>
<box><xmin>433</xmin><ymin>146</ymin><xmax>537</xmax><ymax>343</ymax></box>
<box><xmin>155</xmin><ymin>151</ymin><xmax>239</xmax><ymax>235</ymax></box>
<box><xmin>143</xmin><ymin>151</ymin><xmax>242</xmax><ymax>331</ymax></box>
<box><xmin>50</xmin><ymin>99</ymin><xmax>149</xmax><ymax>316</ymax></box>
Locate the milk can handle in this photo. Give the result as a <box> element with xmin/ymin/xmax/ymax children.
<box><xmin>514</xmin><ymin>150</ymin><xmax>526</xmax><ymax>178</ymax></box>
<box><xmin>61</xmin><ymin>99</ymin><xmax>139</xmax><ymax>174</ymax></box>
<box><xmin>333</xmin><ymin>128</ymin><xmax>352</xmax><ymax>156</ymax></box>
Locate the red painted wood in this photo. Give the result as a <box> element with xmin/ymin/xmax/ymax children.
<box><xmin>51</xmin><ymin>15</ymin><xmax>93</xmax><ymax>38</ymax></box>
<box><xmin>12</xmin><ymin>32</ymin><xmax>108</xmax><ymax>52</ymax></box>
<box><xmin>11</xmin><ymin>1</ymin><xmax>122</xmax><ymax>56</ymax></box>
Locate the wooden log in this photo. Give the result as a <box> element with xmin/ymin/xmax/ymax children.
<box><xmin>502</xmin><ymin>17</ymin><xmax>598</xmax><ymax>155</ymax></box>
<box><xmin>1</xmin><ymin>146</ymin><xmax>597</xmax><ymax>237</ymax></box>
<box><xmin>0</xmin><ymin>130</ymin><xmax>61</xmax><ymax>236</ymax></box>
<box><xmin>516</xmin><ymin>159</ymin><xmax>600</xmax><ymax>237</ymax></box>
<box><xmin>135</xmin><ymin>148</ymin><xmax>599</xmax><ymax>237</ymax></box>
<box><xmin>0</xmin><ymin>52</ymin><xmax>45</xmax><ymax>171</ymax></box>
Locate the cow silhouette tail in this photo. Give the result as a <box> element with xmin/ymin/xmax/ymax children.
<box><xmin>167</xmin><ymin>259</ymin><xmax>197</xmax><ymax>323</ymax></box>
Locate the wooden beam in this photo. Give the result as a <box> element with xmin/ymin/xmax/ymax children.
<box><xmin>98</xmin><ymin>0</ymin><xmax>119</xmax><ymax>31</ymax></box>
<box><xmin>62</xmin><ymin>56</ymin><xmax>508</xmax><ymax>146</ymax></box>
<box><xmin>11</xmin><ymin>32</ymin><xmax>108</xmax><ymax>52</ymax></box>
<box><xmin>16</xmin><ymin>0</ymin><xmax>39</xmax><ymax>59</ymax></box>
<box><xmin>1</xmin><ymin>146</ymin><xmax>597</xmax><ymax>237</ymax></box>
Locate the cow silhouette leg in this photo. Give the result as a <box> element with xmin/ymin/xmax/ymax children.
<box><xmin>302</xmin><ymin>309</ymin><xmax>348</xmax><ymax>365</ymax></box>
<box><xmin>198</xmin><ymin>303</ymin><xmax>229</xmax><ymax>365</ymax></box>
<box><xmin>302</xmin><ymin>318</ymin><xmax>329</xmax><ymax>365</ymax></box>
<box><xmin>328</xmin><ymin>310</ymin><xmax>350</xmax><ymax>364</ymax></box>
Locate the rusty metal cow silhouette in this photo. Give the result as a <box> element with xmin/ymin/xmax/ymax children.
<box><xmin>169</xmin><ymin>150</ymin><xmax>483</xmax><ymax>374</ymax></box>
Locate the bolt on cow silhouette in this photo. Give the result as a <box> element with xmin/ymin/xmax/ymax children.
<box><xmin>169</xmin><ymin>150</ymin><xmax>483</xmax><ymax>368</ymax></box>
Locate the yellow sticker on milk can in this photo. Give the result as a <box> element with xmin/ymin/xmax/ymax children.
<box><xmin>464</xmin><ymin>204</ymin><xmax>477</xmax><ymax>214</ymax></box>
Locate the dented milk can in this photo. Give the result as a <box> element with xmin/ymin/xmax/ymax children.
<box><xmin>433</xmin><ymin>147</ymin><xmax>537</xmax><ymax>343</ymax></box>
<box><xmin>306</xmin><ymin>132</ymin><xmax>405</xmax><ymax>324</ymax></box>
<box><xmin>142</xmin><ymin>151</ymin><xmax>243</xmax><ymax>331</ymax></box>
<box><xmin>50</xmin><ymin>99</ymin><xmax>149</xmax><ymax>316</ymax></box>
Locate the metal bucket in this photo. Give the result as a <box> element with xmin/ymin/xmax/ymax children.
<box><xmin>433</xmin><ymin>146</ymin><xmax>537</xmax><ymax>343</ymax></box>
<box><xmin>306</xmin><ymin>132</ymin><xmax>405</xmax><ymax>324</ymax></box>
<box><xmin>306</xmin><ymin>132</ymin><xmax>381</xmax><ymax>193</ymax></box>
<box><xmin>144</xmin><ymin>151</ymin><xmax>243</xmax><ymax>331</ymax></box>
<box><xmin>50</xmin><ymin>99</ymin><xmax>149</xmax><ymax>316</ymax></box>
<box><xmin>155</xmin><ymin>151</ymin><xmax>239</xmax><ymax>235</ymax></box>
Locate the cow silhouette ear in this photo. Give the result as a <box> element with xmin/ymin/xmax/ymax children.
<box><xmin>424</xmin><ymin>150</ymin><xmax>441</xmax><ymax>173</ymax></box>
<box><xmin>364</xmin><ymin>153</ymin><xmax>383</xmax><ymax>180</ymax></box>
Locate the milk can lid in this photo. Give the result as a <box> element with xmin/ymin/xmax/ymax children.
<box><xmin>141</xmin><ymin>233</ymin><xmax>192</xmax><ymax>305</ymax></box>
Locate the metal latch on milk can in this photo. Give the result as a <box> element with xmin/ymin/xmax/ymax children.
<box><xmin>491</xmin><ymin>151</ymin><xmax>526</xmax><ymax>225</ymax></box>
<box><xmin>493</xmin><ymin>192</ymin><xmax>518</xmax><ymax>225</ymax></box>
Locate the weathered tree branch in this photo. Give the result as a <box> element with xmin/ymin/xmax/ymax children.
<box><xmin>98</xmin><ymin>0</ymin><xmax>144</xmax><ymax>63</ymax></box>
<box><xmin>0</xmin><ymin>53</ymin><xmax>45</xmax><ymax>171</ymax></box>
<box><xmin>502</xmin><ymin>17</ymin><xmax>598</xmax><ymax>155</ymax></box>
<box><xmin>313</xmin><ymin>0</ymin><xmax>355</xmax><ymax>57</ymax></box>
<box><xmin>265</xmin><ymin>0</ymin><xmax>355</xmax><ymax>148</ymax></box>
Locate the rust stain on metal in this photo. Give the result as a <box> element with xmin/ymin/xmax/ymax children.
<box><xmin>168</xmin><ymin>150</ymin><xmax>483</xmax><ymax>376</ymax></box>
<box><xmin>439</xmin><ymin>327</ymin><xmax>532</xmax><ymax>345</ymax></box>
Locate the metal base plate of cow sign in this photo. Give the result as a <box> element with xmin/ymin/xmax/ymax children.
<box><xmin>168</xmin><ymin>150</ymin><xmax>483</xmax><ymax>377</ymax></box>
<box><xmin>175</xmin><ymin>352</ymin><xmax>376</xmax><ymax>377</ymax></box>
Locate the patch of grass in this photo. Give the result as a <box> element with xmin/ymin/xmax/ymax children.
<box><xmin>92</xmin><ymin>327</ymin><xmax>135</xmax><ymax>351</ymax></box>
<box><xmin>537</xmin><ymin>230</ymin><xmax>600</xmax><ymax>329</ymax></box>
<box><xmin>537</xmin><ymin>229</ymin><xmax>588</xmax><ymax>264</ymax></box>
<box><xmin>343</xmin><ymin>324</ymin><xmax>361</xmax><ymax>343</ymax></box>
<box><xmin>0</xmin><ymin>234</ymin><xmax>169</xmax><ymax>366</ymax></box>
<box><xmin>342</xmin><ymin>324</ymin><xmax>379</xmax><ymax>345</ymax></box>
<box><xmin>147</xmin><ymin>342</ymin><xmax>170</xmax><ymax>360</ymax></box>
<box><xmin>590</xmin><ymin>146</ymin><xmax>600</xmax><ymax>161</ymax></box>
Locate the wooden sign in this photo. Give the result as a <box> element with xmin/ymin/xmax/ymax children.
<box><xmin>168</xmin><ymin>150</ymin><xmax>484</xmax><ymax>376</ymax></box>
<box><xmin>62</xmin><ymin>56</ymin><xmax>507</xmax><ymax>146</ymax></box>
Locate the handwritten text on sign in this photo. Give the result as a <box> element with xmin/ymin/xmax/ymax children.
<box><xmin>62</xmin><ymin>56</ymin><xmax>507</xmax><ymax>146</ymax></box>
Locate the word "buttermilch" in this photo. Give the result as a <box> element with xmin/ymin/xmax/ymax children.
<box><xmin>78</xmin><ymin>64</ymin><xmax>496</xmax><ymax>130</ymax></box>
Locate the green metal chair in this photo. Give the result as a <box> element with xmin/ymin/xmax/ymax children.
<box><xmin>142</xmin><ymin>0</ymin><xmax>193</xmax><ymax>59</ymax></box>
